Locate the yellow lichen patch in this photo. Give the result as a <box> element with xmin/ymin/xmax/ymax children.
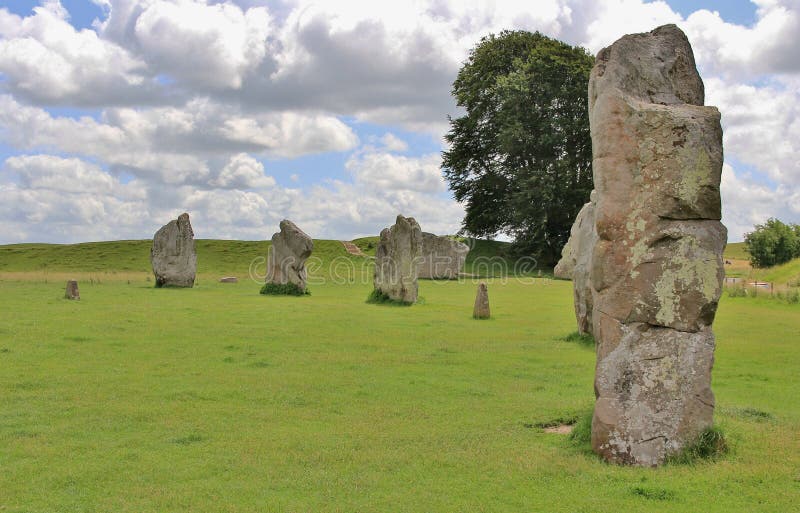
<box><xmin>678</xmin><ymin>148</ymin><xmax>710</xmax><ymax>205</ymax></box>
<box><xmin>652</xmin><ymin>237</ymin><xmax>721</xmax><ymax>326</ymax></box>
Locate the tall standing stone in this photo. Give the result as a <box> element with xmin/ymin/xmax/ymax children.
<box><xmin>418</xmin><ymin>233</ymin><xmax>470</xmax><ymax>279</ymax></box>
<box><xmin>64</xmin><ymin>280</ymin><xmax>80</xmax><ymax>300</ymax></box>
<box><xmin>373</xmin><ymin>215</ymin><xmax>423</xmax><ymax>303</ymax></box>
<box><xmin>588</xmin><ymin>25</ymin><xmax>726</xmax><ymax>466</ymax></box>
<box><xmin>473</xmin><ymin>282</ymin><xmax>490</xmax><ymax>319</ymax></box>
<box><xmin>554</xmin><ymin>191</ymin><xmax>597</xmax><ymax>335</ymax></box>
<box><xmin>151</xmin><ymin>213</ymin><xmax>197</xmax><ymax>288</ymax></box>
<box><xmin>267</xmin><ymin>220</ymin><xmax>314</xmax><ymax>292</ymax></box>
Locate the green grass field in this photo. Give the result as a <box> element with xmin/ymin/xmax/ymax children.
<box><xmin>724</xmin><ymin>242</ymin><xmax>749</xmax><ymax>261</ymax></box>
<box><xmin>1</xmin><ymin>240</ymin><xmax>799</xmax><ymax>512</ymax></box>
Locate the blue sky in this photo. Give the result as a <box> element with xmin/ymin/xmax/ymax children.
<box><xmin>0</xmin><ymin>0</ymin><xmax>798</xmax><ymax>243</ymax></box>
<box><xmin>667</xmin><ymin>0</ymin><xmax>756</xmax><ymax>25</ymax></box>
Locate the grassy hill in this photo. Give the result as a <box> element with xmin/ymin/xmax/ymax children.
<box><xmin>724</xmin><ymin>241</ymin><xmax>749</xmax><ymax>261</ymax></box>
<box><xmin>721</xmin><ymin>242</ymin><xmax>800</xmax><ymax>287</ymax></box>
<box><xmin>0</xmin><ymin>237</ymin><xmax>524</xmax><ymax>281</ymax></box>
<box><xmin>751</xmin><ymin>257</ymin><xmax>800</xmax><ymax>286</ymax></box>
<box><xmin>0</xmin><ymin>239</ymin><xmax>358</xmax><ymax>278</ymax></box>
<box><xmin>3</xmin><ymin>237</ymin><xmax>795</xmax><ymax>285</ymax></box>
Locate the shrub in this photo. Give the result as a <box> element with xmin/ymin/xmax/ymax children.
<box><xmin>744</xmin><ymin>218</ymin><xmax>800</xmax><ymax>268</ymax></box>
<box><xmin>260</xmin><ymin>282</ymin><xmax>309</xmax><ymax>296</ymax></box>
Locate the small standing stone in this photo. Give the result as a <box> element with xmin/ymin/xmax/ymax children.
<box><xmin>473</xmin><ymin>282</ymin><xmax>490</xmax><ymax>319</ymax></box>
<box><xmin>65</xmin><ymin>280</ymin><xmax>80</xmax><ymax>300</ymax></box>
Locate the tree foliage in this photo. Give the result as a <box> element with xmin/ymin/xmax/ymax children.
<box><xmin>744</xmin><ymin>218</ymin><xmax>800</xmax><ymax>268</ymax></box>
<box><xmin>442</xmin><ymin>30</ymin><xmax>594</xmax><ymax>265</ymax></box>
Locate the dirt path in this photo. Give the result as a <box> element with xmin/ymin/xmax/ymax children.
<box><xmin>341</xmin><ymin>241</ymin><xmax>366</xmax><ymax>257</ymax></box>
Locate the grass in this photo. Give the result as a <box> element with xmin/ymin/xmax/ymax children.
<box><xmin>752</xmin><ymin>257</ymin><xmax>800</xmax><ymax>285</ymax></box>
<box><xmin>666</xmin><ymin>426</ymin><xmax>729</xmax><ymax>464</ymax></box>
<box><xmin>0</xmin><ymin>240</ymin><xmax>799</xmax><ymax>512</ymax></box>
<box><xmin>568</xmin><ymin>410</ymin><xmax>593</xmax><ymax>448</ymax></box>
<box><xmin>724</xmin><ymin>242</ymin><xmax>749</xmax><ymax>261</ymax></box>
<box><xmin>260</xmin><ymin>282</ymin><xmax>310</xmax><ymax>296</ymax></box>
<box><xmin>560</xmin><ymin>331</ymin><xmax>595</xmax><ymax>348</ymax></box>
<box><xmin>351</xmin><ymin>236</ymin><xmax>379</xmax><ymax>257</ymax></box>
<box><xmin>365</xmin><ymin>288</ymin><xmax>413</xmax><ymax>306</ymax></box>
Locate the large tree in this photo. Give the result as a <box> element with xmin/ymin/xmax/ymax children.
<box><xmin>442</xmin><ymin>30</ymin><xmax>594</xmax><ymax>265</ymax></box>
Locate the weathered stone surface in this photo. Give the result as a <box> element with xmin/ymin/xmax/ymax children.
<box><xmin>267</xmin><ymin>220</ymin><xmax>313</xmax><ymax>292</ymax></box>
<box><xmin>555</xmin><ymin>191</ymin><xmax>598</xmax><ymax>335</ymax></box>
<box><xmin>219</xmin><ymin>277</ymin><xmax>238</xmax><ymax>283</ymax></box>
<box><xmin>418</xmin><ymin>233</ymin><xmax>470</xmax><ymax>279</ymax></box>
<box><xmin>473</xmin><ymin>282</ymin><xmax>490</xmax><ymax>319</ymax></box>
<box><xmin>374</xmin><ymin>215</ymin><xmax>423</xmax><ymax>303</ymax></box>
<box><xmin>588</xmin><ymin>24</ymin><xmax>725</xmax><ymax>466</ymax></box>
<box><xmin>64</xmin><ymin>280</ymin><xmax>80</xmax><ymax>300</ymax></box>
<box><xmin>151</xmin><ymin>213</ymin><xmax>196</xmax><ymax>288</ymax></box>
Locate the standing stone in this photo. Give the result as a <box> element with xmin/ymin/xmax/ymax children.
<box><xmin>267</xmin><ymin>220</ymin><xmax>314</xmax><ymax>292</ymax></box>
<box><xmin>418</xmin><ymin>233</ymin><xmax>470</xmax><ymax>279</ymax></box>
<box><xmin>554</xmin><ymin>191</ymin><xmax>598</xmax><ymax>335</ymax></box>
<box><xmin>64</xmin><ymin>280</ymin><xmax>80</xmax><ymax>300</ymax></box>
<box><xmin>151</xmin><ymin>213</ymin><xmax>196</xmax><ymax>288</ymax></box>
<box><xmin>588</xmin><ymin>25</ymin><xmax>726</xmax><ymax>466</ymax></box>
<box><xmin>473</xmin><ymin>282</ymin><xmax>490</xmax><ymax>319</ymax></box>
<box><xmin>373</xmin><ymin>215</ymin><xmax>423</xmax><ymax>303</ymax></box>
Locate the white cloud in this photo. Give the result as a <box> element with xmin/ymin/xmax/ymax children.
<box><xmin>721</xmin><ymin>164</ymin><xmax>800</xmax><ymax>241</ymax></box>
<box><xmin>127</xmin><ymin>0</ymin><xmax>273</xmax><ymax>89</ymax></box>
<box><xmin>0</xmin><ymin>1</ymin><xmax>156</xmax><ymax>106</ymax></box>
<box><xmin>683</xmin><ymin>1</ymin><xmax>800</xmax><ymax>80</ymax></box>
<box><xmin>4</xmin><ymin>154</ymin><xmax>116</xmax><ymax>194</ymax></box>
<box><xmin>0</xmin><ymin>154</ymin><xmax>151</xmax><ymax>242</ymax></box>
<box><xmin>0</xmin><ymin>0</ymin><xmax>799</xmax><ymax>244</ymax></box>
<box><xmin>581</xmin><ymin>0</ymin><xmax>681</xmax><ymax>52</ymax></box>
<box><xmin>346</xmin><ymin>151</ymin><xmax>446</xmax><ymax>193</ymax></box>
<box><xmin>210</xmin><ymin>153</ymin><xmax>275</xmax><ymax>189</ymax></box>
<box><xmin>706</xmin><ymin>77</ymin><xmax>800</xmax><ymax>187</ymax></box>
<box><xmin>285</xmin><ymin>181</ymin><xmax>464</xmax><ymax>240</ymax></box>
<box><xmin>380</xmin><ymin>133</ymin><xmax>408</xmax><ymax>152</ymax></box>
<box><xmin>0</xmin><ymin>95</ymin><xmax>357</xmax><ymax>185</ymax></box>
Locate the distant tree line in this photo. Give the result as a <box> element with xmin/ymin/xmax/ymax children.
<box><xmin>744</xmin><ymin>218</ymin><xmax>800</xmax><ymax>268</ymax></box>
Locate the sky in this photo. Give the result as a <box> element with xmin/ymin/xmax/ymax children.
<box><xmin>0</xmin><ymin>0</ymin><xmax>797</xmax><ymax>244</ymax></box>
